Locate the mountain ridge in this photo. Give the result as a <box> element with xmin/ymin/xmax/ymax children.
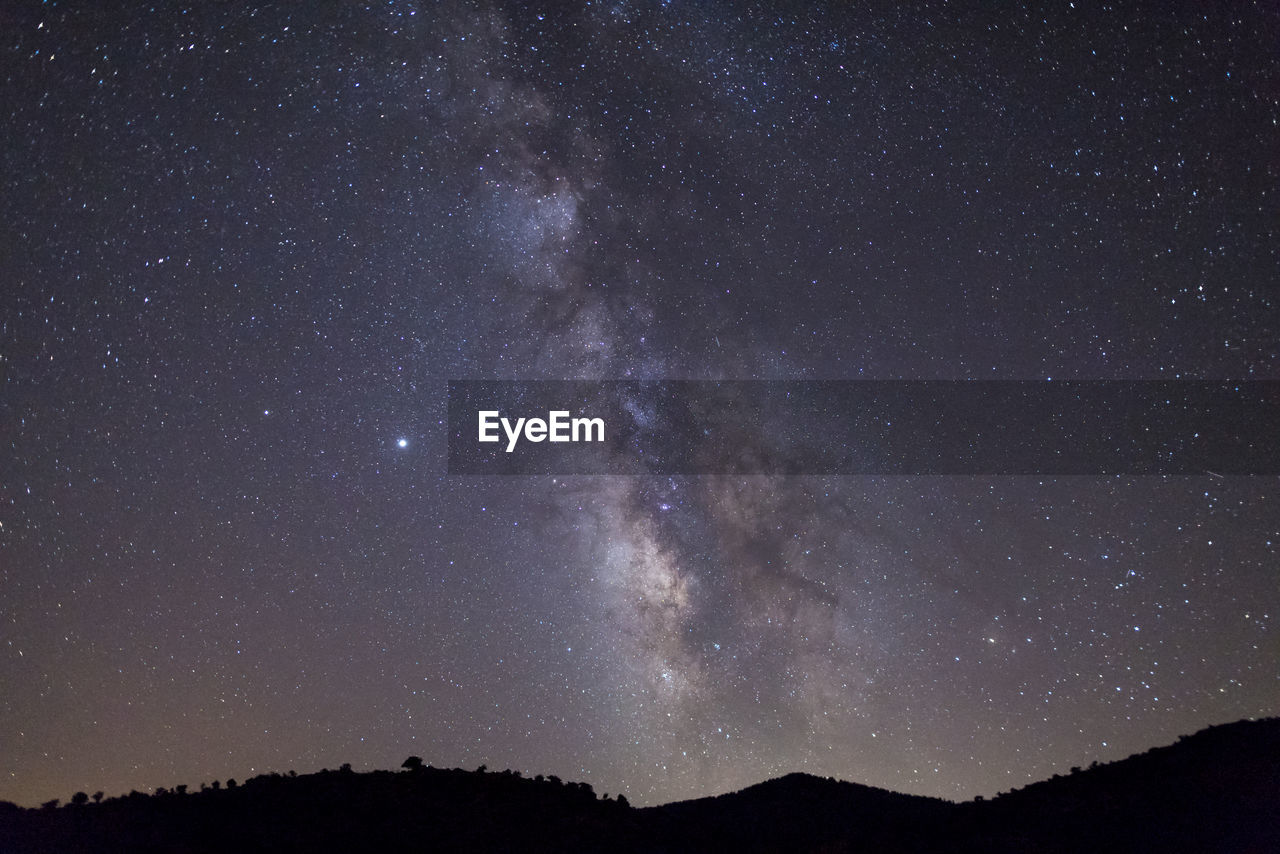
<box><xmin>3</xmin><ymin>718</ymin><xmax>1276</xmax><ymax>852</ymax></box>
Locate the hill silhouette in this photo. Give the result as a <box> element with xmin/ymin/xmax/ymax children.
<box><xmin>1</xmin><ymin>719</ymin><xmax>1276</xmax><ymax>853</ymax></box>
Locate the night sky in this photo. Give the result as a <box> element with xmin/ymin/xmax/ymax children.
<box><xmin>3</xmin><ymin>1</ymin><xmax>1278</xmax><ymax>808</ymax></box>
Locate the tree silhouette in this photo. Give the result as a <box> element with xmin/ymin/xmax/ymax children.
<box><xmin>91</xmin><ymin>792</ymin><xmax>103</xmax><ymax>804</ymax></box>
<box><xmin>401</xmin><ymin>756</ymin><xmax>424</xmax><ymax>772</ymax></box>
<box><xmin>70</xmin><ymin>792</ymin><xmax>88</xmax><ymax>806</ymax></box>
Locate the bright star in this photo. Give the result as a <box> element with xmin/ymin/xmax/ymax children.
<box><xmin>397</xmin><ymin>438</ymin><xmax>408</xmax><ymax>448</ymax></box>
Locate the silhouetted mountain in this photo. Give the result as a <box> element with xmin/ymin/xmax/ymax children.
<box><xmin>645</xmin><ymin>772</ymin><xmax>955</xmax><ymax>852</ymax></box>
<box><xmin>2</xmin><ymin>719</ymin><xmax>1276</xmax><ymax>853</ymax></box>
<box><xmin>947</xmin><ymin>716</ymin><xmax>1280</xmax><ymax>854</ymax></box>
<box><xmin>644</xmin><ymin>718</ymin><xmax>1280</xmax><ymax>853</ymax></box>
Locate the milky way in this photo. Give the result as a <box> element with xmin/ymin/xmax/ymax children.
<box><xmin>3</xmin><ymin>1</ymin><xmax>1277</xmax><ymax>807</ymax></box>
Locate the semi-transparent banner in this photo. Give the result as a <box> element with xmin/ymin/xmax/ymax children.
<box><xmin>446</xmin><ymin>381</ymin><xmax>1280</xmax><ymax>475</ymax></box>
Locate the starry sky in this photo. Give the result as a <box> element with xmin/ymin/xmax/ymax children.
<box><xmin>3</xmin><ymin>0</ymin><xmax>1278</xmax><ymax>808</ymax></box>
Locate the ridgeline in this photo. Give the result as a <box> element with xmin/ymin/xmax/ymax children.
<box><xmin>3</xmin><ymin>718</ymin><xmax>1276</xmax><ymax>853</ymax></box>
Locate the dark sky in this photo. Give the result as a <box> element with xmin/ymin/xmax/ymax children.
<box><xmin>3</xmin><ymin>0</ymin><xmax>1277</xmax><ymax>807</ymax></box>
